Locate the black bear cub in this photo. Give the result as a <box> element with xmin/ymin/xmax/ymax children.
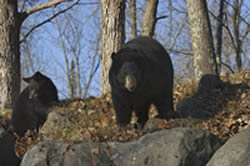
<box><xmin>109</xmin><ymin>36</ymin><xmax>177</xmax><ymax>127</ymax></box>
<box><xmin>11</xmin><ymin>71</ymin><xmax>59</xmax><ymax>136</ymax></box>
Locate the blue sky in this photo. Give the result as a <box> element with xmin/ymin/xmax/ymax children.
<box><xmin>20</xmin><ymin>0</ymin><xmax>250</xmax><ymax>99</ymax></box>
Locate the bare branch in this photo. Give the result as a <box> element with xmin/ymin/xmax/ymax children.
<box><xmin>155</xmin><ymin>15</ymin><xmax>168</xmax><ymax>22</ymax></box>
<box><xmin>20</xmin><ymin>0</ymin><xmax>27</xmax><ymax>13</ymax></box>
<box><xmin>25</xmin><ymin>0</ymin><xmax>72</xmax><ymax>16</ymax></box>
<box><xmin>168</xmin><ymin>0</ymin><xmax>173</xmax><ymax>45</ymax></box>
<box><xmin>129</xmin><ymin>0</ymin><xmax>137</xmax><ymax>39</ymax></box>
<box><xmin>170</xmin><ymin>49</ymin><xmax>193</xmax><ymax>56</ymax></box>
<box><xmin>83</xmin><ymin>34</ymin><xmax>101</xmax><ymax>99</ymax></box>
<box><xmin>240</xmin><ymin>24</ymin><xmax>250</xmax><ymax>48</ymax></box>
<box><xmin>215</xmin><ymin>0</ymin><xmax>225</xmax><ymax>72</ymax></box>
<box><xmin>221</xmin><ymin>61</ymin><xmax>235</xmax><ymax>73</ymax></box>
<box><xmin>54</xmin><ymin>13</ymin><xmax>74</xmax><ymax>98</ymax></box>
<box><xmin>141</xmin><ymin>0</ymin><xmax>159</xmax><ymax>37</ymax></box>
<box><xmin>209</xmin><ymin>10</ymin><xmax>237</xmax><ymax>52</ymax></box>
<box><xmin>168</xmin><ymin>14</ymin><xmax>187</xmax><ymax>53</ymax></box>
<box><xmin>224</xmin><ymin>0</ymin><xmax>249</xmax><ymax>25</ymax></box>
<box><xmin>20</xmin><ymin>1</ymin><xmax>79</xmax><ymax>43</ymax></box>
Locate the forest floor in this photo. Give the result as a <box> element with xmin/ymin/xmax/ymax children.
<box><xmin>0</xmin><ymin>70</ymin><xmax>249</xmax><ymax>157</ymax></box>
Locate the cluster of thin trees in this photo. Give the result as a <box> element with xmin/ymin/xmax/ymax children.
<box><xmin>101</xmin><ymin>0</ymin><xmax>249</xmax><ymax>93</ymax></box>
<box><xmin>0</xmin><ymin>0</ymin><xmax>249</xmax><ymax>109</ymax></box>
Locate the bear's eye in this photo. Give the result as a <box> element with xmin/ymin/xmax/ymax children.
<box><xmin>117</xmin><ymin>71</ymin><xmax>125</xmax><ymax>83</ymax></box>
<box><xmin>122</xmin><ymin>62</ymin><xmax>138</xmax><ymax>74</ymax></box>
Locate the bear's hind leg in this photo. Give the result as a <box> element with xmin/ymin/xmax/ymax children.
<box><xmin>154</xmin><ymin>97</ymin><xmax>177</xmax><ymax>119</ymax></box>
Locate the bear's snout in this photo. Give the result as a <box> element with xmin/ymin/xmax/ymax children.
<box><xmin>125</xmin><ymin>74</ymin><xmax>136</xmax><ymax>92</ymax></box>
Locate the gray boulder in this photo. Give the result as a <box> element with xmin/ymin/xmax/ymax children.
<box><xmin>206</xmin><ymin>126</ymin><xmax>250</xmax><ymax>166</ymax></box>
<box><xmin>20</xmin><ymin>141</ymin><xmax>113</xmax><ymax>166</ymax></box>
<box><xmin>40</xmin><ymin>111</ymin><xmax>70</xmax><ymax>137</ymax></box>
<box><xmin>21</xmin><ymin>128</ymin><xmax>222</xmax><ymax>166</ymax></box>
<box><xmin>112</xmin><ymin>128</ymin><xmax>222</xmax><ymax>166</ymax></box>
<box><xmin>0</xmin><ymin>128</ymin><xmax>21</xmax><ymax>166</ymax></box>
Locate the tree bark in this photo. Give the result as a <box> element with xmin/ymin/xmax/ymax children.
<box><xmin>129</xmin><ymin>0</ymin><xmax>137</xmax><ymax>39</ymax></box>
<box><xmin>215</xmin><ymin>0</ymin><xmax>224</xmax><ymax>72</ymax></box>
<box><xmin>101</xmin><ymin>0</ymin><xmax>125</xmax><ymax>95</ymax></box>
<box><xmin>0</xmin><ymin>0</ymin><xmax>74</xmax><ymax>108</ymax></box>
<box><xmin>186</xmin><ymin>0</ymin><xmax>217</xmax><ymax>81</ymax></box>
<box><xmin>141</xmin><ymin>0</ymin><xmax>159</xmax><ymax>37</ymax></box>
<box><xmin>0</xmin><ymin>0</ymin><xmax>21</xmax><ymax>108</ymax></box>
<box><xmin>232</xmin><ymin>0</ymin><xmax>242</xmax><ymax>72</ymax></box>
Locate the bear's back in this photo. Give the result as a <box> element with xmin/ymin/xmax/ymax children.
<box><xmin>123</xmin><ymin>37</ymin><xmax>167</xmax><ymax>57</ymax></box>
<box><xmin>119</xmin><ymin>36</ymin><xmax>173</xmax><ymax>75</ymax></box>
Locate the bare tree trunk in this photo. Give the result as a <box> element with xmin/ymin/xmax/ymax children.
<box><xmin>223</xmin><ymin>0</ymin><xmax>248</xmax><ymax>73</ymax></box>
<box><xmin>215</xmin><ymin>0</ymin><xmax>225</xmax><ymax>72</ymax></box>
<box><xmin>0</xmin><ymin>0</ymin><xmax>75</xmax><ymax>108</ymax></box>
<box><xmin>83</xmin><ymin>34</ymin><xmax>101</xmax><ymax>99</ymax></box>
<box><xmin>168</xmin><ymin>0</ymin><xmax>173</xmax><ymax>44</ymax></box>
<box><xmin>141</xmin><ymin>0</ymin><xmax>159</xmax><ymax>37</ymax></box>
<box><xmin>232</xmin><ymin>0</ymin><xmax>242</xmax><ymax>72</ymax></box>
<box><xmin>75</xmin><ymin>56</ymin><xmax>82</xmax><ymax>97</ymax></box>
<box><xmin>69</xmin><ymin>60</ymin><xmax>76</xmax><ymax>98</ymax></box>
<box><xmin>168</xmin><ymin>14</ymin><xmax>188</xmax><ymax>53</ymax></box>
<box><xmin>0</xmin><ymin>0</ymin><xmax>21</xmax><ymax>108</ymax></box>
<box><xmin>21</xmin><ymin>30</ymin><xmax>35</xmax><ymax>76</ymax></box>
<box><xmin>186</xmin><ymin>0</ymin><xmax>217</xmax><ymax>80</ymax></box>
<box><xmin>129</xmin><ymin>0</ymin><xmax>137</xmax><ymax>39</ymax></box>
<box><xmin>55</xmin><ymin>18</ymin><xmax>73</xmax><ymax>98</ymax></box>
<box><xmin>101</xmin><ymin>0</ymin><xmax>125</xmax><ymax>95</ymax></box>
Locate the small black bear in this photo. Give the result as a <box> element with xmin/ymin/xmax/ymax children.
<box><xmin>11</xmin><ymin>71</ymin><xmax>59</xmax><ymax>136</ymax></box>
<box><xmin>109</xmin><ymin>36</ymin><xmax>177</xmax><ymax>127</ymax></box>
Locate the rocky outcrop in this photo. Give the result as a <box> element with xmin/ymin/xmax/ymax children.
<box><xmin>111</xmin><ymin>128</ymin><xmax>222</xmax><ymax>166</ymax></box>
<box><xmin>21</xmin><ymin>128</ymin><xmax>222</xmax><ymax>166</ymax></box>
<box><xmin>21</xmin><ymin>126</ymin><xmax>250</xmax><ymax>166</ymax></box>
<box><xmin>13</xmin><ymin>72</ymin><xmax>250</xmax><ymax>165</ymax></box>
<box><xmin>206</xmin><ymin>126</ymin><xmax>250</xmax><ymax>166</ymax></box>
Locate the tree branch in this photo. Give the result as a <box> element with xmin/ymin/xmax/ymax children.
<box><xmin>221</xmin><ymin>61</ymin><xmax>235</xmax><ymax>73</ymax></box>
<box><xmin>209</xmin><ymin>10</ymin><xmax>237</xmax><ymax>52</ymax></box>
<box><xmin>170</xmin><ymin>49</ymin><xmax>193</xmax><ymax>56</ymax></box>
<box><xmin>155</xmin><ymin>15</ymin><xmax>168</xmax><ymax>22</ymax></box>
<box><xmin>240</xmin><ymin>24</ymin><xmax>249</xmax><ymax>48</ymax></box>
<box><xmin>26</xmin><ymin>0</ymin><xmax>72</xmax><ymax>16</ymax></box>
<box><xmin>20</xmin><ymin>1</ymin><xmax>79</xmax><ymax>43</ymax></box>
<box><xmin>224</xmin><ymin>0</ymin><xmax>249</xmax><ymax>25</ymax></box>
<box><xmin>83</xmin><ymin>34</ymin><xmax>101</xmax><ymax>99</ymax></box>
<box><xmin>168</xmin><ymin>14</ymin><xmax>187</xmax><ymax>53</ymax></box>
<box><xmin>20</xmin><ymin>0</ymin><xmax>27</xmax><ymax>13</ymax></box>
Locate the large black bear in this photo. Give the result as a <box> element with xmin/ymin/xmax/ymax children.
<box><xmin>11</xmin><ymin>72</ymin><xmax>59</xmax><ymax>136</ymax></box>
<box><xmin>109</xmin><ymin>36</ymin><xmax>176</xmax><ymax>127</ymax></box>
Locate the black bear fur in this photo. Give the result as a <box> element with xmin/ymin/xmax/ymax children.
<box><xmin>109</xmin><ymin>36</ymin><xmax>176</xmax><ymax>127</ymax></box>
<box><xmin>11</xmin><ymin>72</ymin><xmax>58</xmax><ymax>136</ymax></box>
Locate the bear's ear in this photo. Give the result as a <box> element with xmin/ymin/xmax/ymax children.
<box><xmin>34</xmin><ymin>71</ymin><xmax>44</xmax><ymax>79</ymax></box>
<box><xmin>23</xmin><ymin>76</ymin><xmax>32</xmax><ymax>83</ymax></box>
<box><xmin>23</xmin><ymin>71</ymin><xmax>43</xmax><ymax>83</ymax></box>
<box><xmin>35</xmin><ymin>71</ymin><xmax>42</xmax><ymax>76</ymax></box>
<box><xmin>111</xmin><ymin>52</ymin><xmax>117</xmax><ymax>61</ymax></box>
<box><xmin>32</xmin><ymin>71</ymin><xmax>45</xmax><ymax>81</ymax></box>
